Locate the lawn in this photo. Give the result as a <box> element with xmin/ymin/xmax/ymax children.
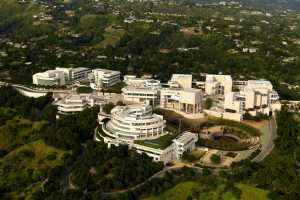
<box><xmin>144</xmin><ymin>181</ymin><xmax>200</xmax><ymax>200</ymax></box>
<box><xmin>144</xmin><ymin>181</ymin><xmax>269</xmax><ymax>200</ymax></box>
<box><xmin>294</xmin><ymin>113</ymin><xmax>300</xmax><ymax>123</ymax></box>
<box><xmin>98</xmin><ymin>26</ymin><xmax>125</xmax><ymax>48</ymax></box>
<box><xmin>134</xmin><ymin>133</ymin><xmax>179</xmax><ymax>149</ymax></box>
<box><xmin>237</xmin><ymin>183</ymin><xmax>269</xmax><ymax>200</ymax></box>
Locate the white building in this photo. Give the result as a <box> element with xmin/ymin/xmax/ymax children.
<box><xmin>33</xmin><ymin>70</ymin><xmax>66</xmax><ymax>86</ymax></box>
<box><xmin>106</xmin><ymin>104</ymin><xmax>166</xmax><ymax>141</ymax></box>
<box><xmin>33</xmin><ymin>67</ymin><xmax>91</xmax><ymax>86</ymax></box>
<box><xmin>172</xmin><ymin>132</ymin><xmax>198</xmax><ymax>159</ymax></box>
<box><xmin>124</xmin><ymin>75</ymin><xmax>161</xmax><ymax>88</ymax></box>
<box><xmin>160</xmin><ymin>88</ymin><xmax>203</xmax><ymax>114</ymax></box>
<box><xmin>224</xmin><ymin>80</ymin><xmax>281</xmax><ymax>117</ymax></box>
<box><xmin>168</xmin><ymin>74</ymin><xmax>193</xmax><ymax>89</ymax></box>
<box><xmin>55</xmin><ymin>67</ymin><xmax>91</xmax><ymax>82</ymax></box>
<box><xmin>205</xmin><ymin>74</ymin><xmax>233</xmax><ymax>96</ymax></box>
<box><xmin>122</xmin><ymin>79</ymin><xmax>203</xmax><ymax>114</ymax></box>
<box><xmin>122</xmin><ymin>86</ymin><xmax>160</xmax><ymax>105</ymax></box>
<box><xmin>96</xmin><ymin>104</ymin><xmax>198</xmax><ymax>164</ymax></box>
<box><xmin>54</xmin><ymin>93</ymin><xmax>105</xmax><ymax>114</ymax></box>
<box><xmin>70</xmin><ymin>67</ymin><xmax>91</xmax><ymax>81</ymax></box>
<box><xmin>91</xmin><ymin>68</ymin><xmax>121</xmax><ymax>89</ymax></box>
<box><xmin>122</xmin><ymin>78</ymin><xmax>162</xmax><ymax>105</ymax></box>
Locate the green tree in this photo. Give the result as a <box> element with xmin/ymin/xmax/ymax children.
<box><xmin>210</xmin><ymin>154</ymin><xmax>221</xmax><ymax>164</ymax></box>
<box><xmin>102</xmin><ymin>102</ymin><xmax>115</xmax><ymax>114</ymax></box>
<box><xmin>204</xmin><ymin>98</ymin><xmax>213</xmax><ymax>109</ymax></box>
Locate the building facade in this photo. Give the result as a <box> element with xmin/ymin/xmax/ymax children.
<box><xmin>205</xmin><ymin>74</ymin><xmax>233</xmax><ymax>96</ymax></box>
<box><xmin>91</xmin><ymin>68</ymin><xmax>121</xmax><ymax>89</ymax></box>
<box><xmin>172</xmin><ymin>132</ymin><xmax>198</xmax><ymax>159</ymax></box>
<box><xmin>33</xmin><ymin>70</ymin><xmax>66</xmax><ymax>86</ymax></box>
<box><xmin>122</xmin><ymin>86</ymin><xmax>160</xmax><ymax>105</ymax></box>
<box><xmin>224</xmin><ymin>80</ymin><xmax>281</xmax><ymax>116</ymax></box>
<box><xmin>70</xmin><ymin>67</ymin><xmax>91</xmax><ymax>81</ymax></box>
<box><xmin>168</xmin><ymin>74</ymin><xmax>193</xmax><ymax>89</ymax></box>
<box><xmin>54</xmin><ymin>93</ymin><xmax>104</xmax><ymax>114</ymax></box>
<box><xmin>106</xmin><ymin>104</ymin><xmax>166</xmax><ymax>141</ymax></box>
<box><xmin>33</xmin><ymin>67</ymin><xmax>91</xmax><ymax>86</ymax></box>
<box><xmin>160</xmin><ymin>88</ymin><xmax>203</xmax><ymax>114</ymax></box>
<box><xmin>96</xmin><ymin>104</ymin><xmax>198</xmax><ymax>164</ymax></box>
<box><xmin>122</xmin><ymin>79</ymin><xmax>162</xmax><ymax>105</ymax></box>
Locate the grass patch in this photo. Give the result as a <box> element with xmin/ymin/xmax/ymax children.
<box><xmin>98</xmin><ymin>26</ymin><xmax>125</xmax><ymax>48</ymax></box>
<box><xmin>237</xmin><ymin>183</ymin><xmax>269</xmax><ymax>200</ymax></box>
<box><xmin>143</xmin><ymin>181</ymin><xmax>269</xmax><ymax>200</ymax></box>
<box><xmin>134</xmin><ymin>133</ymin><xmax>179</xmax><ymax>149</ymax></box>
<box><xmin>144</xmin><ymin>181</ymin><xmax>199</xmax><ymax>200</ymax></box>
<box><xmin>294</xmin><ymin>113</ymin><xmax>300</xmax><ymax>123</ymax></box>
<box><xmin>155</xmin><ymin>108</ymin><xmax>261</xmax><ymax>137</ymax></box>
<box><xmin>199</xmin><ymin>137</ymin><xmax>251</xmax><ymax>151</ymax></box>
<box><xmin>1</xmin><ymin>139</ymin><xmax>66</xmax><ymax>169</ymax></box>
<box><xmin>0</xmin><ymin>139</ymin><xmax>68</xmax><ymax>199</ymax></box>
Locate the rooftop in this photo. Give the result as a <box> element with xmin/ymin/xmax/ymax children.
<box><xmin>173</xmin><ymin>131</ymin><xmax>197</xmax><ymax>143</ymax></box>
<box><xmin>93</xmin><ymin>68</ymin><xmax>120</xmax><ymax>75</ymax></box>
<box><xmin>134</xmin><ymin>133</ymin><xmax>179</xmax><ymax>149</ymax></box>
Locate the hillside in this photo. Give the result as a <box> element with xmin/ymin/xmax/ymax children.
<box><xmin>0</xmin><ymin>0</ymin><xmax>299</xmax><ymax>99</ymax></box>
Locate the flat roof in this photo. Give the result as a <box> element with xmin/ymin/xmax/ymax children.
<box><xmin>161</xmin><ymin>87</ymin><xmax>202</xmax><ymax>94</ymax></box>
<box><xmin>72</xmin><ymin>67</ymin><xmax>91</xmax><ymax>72</ymax></box>
<box><xmin>172</xmin><ymin>74</ymin><xmax>192</xmax><ymax>77</ymax></box>
<box><xmin>173</xmin><ymin>131</ymin><xmax>196</xmax><ymax>143</ymax></box>
<box><xmin>247</xmin><ymin>80</ymin><xmax>272</xmax><ymax>86</ymax></box>
<box><xmin>93</xmin><ymin>68</ymin><xmax>120</xmax><ymax>74</ymax></box>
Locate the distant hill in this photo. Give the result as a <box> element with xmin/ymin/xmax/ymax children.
<box><xmin>242</xmin><ymin>0</ymin><xmax>300</xmax><ymax>10</ymax></box>
<box><xmin>190</xmin><ymin>0</ymin><xmax>300</xmax><ymax>10</ymax></box>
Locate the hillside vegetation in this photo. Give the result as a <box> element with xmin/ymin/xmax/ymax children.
<box><xmin>0</xmin><ymin>0</ymin><xmax>299</xmax><ymax>99</ymax></box>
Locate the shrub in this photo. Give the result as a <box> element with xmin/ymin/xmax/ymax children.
<box><xmin>204</xmin><ymin>98</ymin><xmax>213</xmax><ymax>109</ymax></box>
<box><xmin>182</xmin><ymin>152</ymin><xmax>198</xmax><ymax>162</ymax></box>
<box><xmin>116</xmin><ymin>101</ymin><xmax>125</xmax><ymax>106</ymax></box>
<box><xmin>0</xmin><ymin>149</ymin><xmax>8</xmax><ymax>157</ymax></box>
<box><xmin>210</xmin><ymin>154</ymin><xmax>221</xmax><ymax>164</ymax></box>
<box><xmin>243</xmin><ymin>112</ymin><xmax>270</xmax><ymax>121</ymax></box>
<box><xmin>76</xmin><ymin>86</ymin><xmax>93</xmax><ymax>94</ymax></box>
<box><xmin>202</xmin><ymin>168</ymin><xmax>211</xmax><ymax>176</ymax></box>
<box><xmin>46</xmin><ymin>154</ymin><xmax>57</xmax><ymax>161</ymax></box>
<box><xmin>102</xmin><ymin>102</ymin><xmax>115</xmax><ymax>114</ymax></box>
<box><xmin>18</xmin><ymin>149</ymin><xmax>35</xmax><ymax>158</ymax></box>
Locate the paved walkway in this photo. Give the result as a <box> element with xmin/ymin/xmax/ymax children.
<box><xmin>252</xmin><ymin>116</ymin><xmax>277</xmax><ymax>162</ymax></box>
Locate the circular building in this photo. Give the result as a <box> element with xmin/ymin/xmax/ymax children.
<box><xmin>105</xmin><ymin>104</ymin><xmax>166</xmax><ymax>141</ymax></box>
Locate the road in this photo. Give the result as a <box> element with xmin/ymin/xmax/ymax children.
<box><xmin>252</xmin><ymin>116</ymin><xmax>277</xmax><ymax>162</ymax></box>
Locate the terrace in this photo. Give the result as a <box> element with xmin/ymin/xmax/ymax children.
<box><xmin>134</xmin><ymin>132</ymin><xmax>179</xmax><ymax>149</ymax></box>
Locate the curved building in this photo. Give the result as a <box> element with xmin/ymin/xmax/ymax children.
<box><xmin>105</xmin><ymin>104</ymin><xmax>166</xmax><ymax>141</ymax></box>
<box><xmin>55</xmin><ymin>93</ymin><xmax>105</xmax><ymax>114</ymax></box>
